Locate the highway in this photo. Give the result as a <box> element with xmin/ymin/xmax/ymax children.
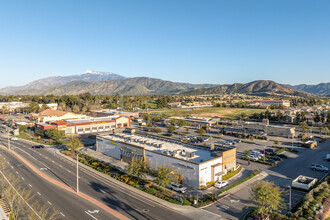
<box><xmin>0</xmin><ymin>146</ymin><xmax>118</xmax><ymax>220</ymax></box>
<box><xmin>0</xmin><ymin>133</ymin><xmax>192</xmax><ymax>220</ymax></box>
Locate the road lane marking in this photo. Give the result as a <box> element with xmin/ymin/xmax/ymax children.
<box><xmin>201</xmin><ymin>209</ymin><xmax>223</xmax><ymax>218</ymax></box>
<box><xmin>22</xmin><ymin>177</ymin><xmax>24</xmax><ymax>180</ymax></box>
<box><xmin>47</xmin><ymin>201</ymin><xmax>52</xmax><ymax>205</ymax></box>
<box><xmin>37</xmin><ymin>192</ymin><xmax>41</xmax><ymax>196</ymax></box>
<box><xmin>100</xmin><ymin>190</ymin><xmax>106</xmax><ymax>194</ymax></box>
<box><xmin>15</xmin><ymin>171</ymin><xmax>18</xmax><ymax>174</ymax></box>
<box><xmin>85</xmin><ymin>211</ymin><xmax>98</xmax><ymax>220</ymax></box>
<box><xmin>60</xmin><ymin>212</ymin><xmax>65</xmax><ymax>217</ymax></box>
<box><xmin>29</xmin><ymin>184</ymin><xmax>32</xmax><ymax>187</ymax></box>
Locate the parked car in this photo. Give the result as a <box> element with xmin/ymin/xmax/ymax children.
<box><xmin>224</xmin><ymin>141</ymin><xmax>233</xmax><ymax>145</ymax></box>
<box><xmin>324</xmin><ymin>154</ymin><xmax>330</xmax><ymax>162</ymax></box>
<box><xmin>311</xmin><ymin>163</ymin><xmax>329</xmax><ymax>172</ymax></box>
<box><xmin>269</xmin><ymin>156</ymin><xmax>283</xmax><ymax>161</ymax></box>
<box><xmin>265</xmin><ymin>149</ymin><xmax>275</xmax><ymax>155</ymax></box>
<box><xmin>265</xmin><ymin>159</ymin><xmax>278</xmax><ymax>165</ymax></box>
<box><xmin>278</xmin><ymin>154</ymin><xmax>288</xmax><ymax>159</ymax></box>
<box><xmin>214</xmin><ymin>181</ymin><xmax>228</xmax><ymax>188</ymax></box>
<box><xmin>247</xmin><ymin>155</ymin><xmax>259</xmax><ymax>160</ymax></box>
<box><xmin>32</xmin><ymin>145</ymin><xmax>44</xmax><ymax>149</ymax></box>
<box><xmin>259</xmin><ymin>150</ymin><xmax>271</xmax><ymax>155</ymax></box>
<box><xmin>232</xmin><ymin>139</ymin><xmax>241</xmax><ymax>143</ymax></box>
<box><xmin>10</xmin><ymin>137</ymin><xmax>18</xmax><ymax>141</ymax></box>
<box><xmin>170</xmin><ymin>183</ymin><xmax>186</xmax><ymax>193</ymax></box>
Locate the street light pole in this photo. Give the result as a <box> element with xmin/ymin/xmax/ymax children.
<box><xmin>289</xmin><ymin>186</ymin><xmax>292</xmax><ymax>214</ymax></box>
<box><xmin>77</xmin><ymin>154</ymin><xmax>79</xmax><ymax>192</ymax></box>
<box><xmin>7</xmin><ymin>128</ymin><xmax>10</xmax><ymax>150</ymax></box>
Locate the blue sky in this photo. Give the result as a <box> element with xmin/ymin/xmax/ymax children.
<box><xmin>0</xmin><ymin>0</ymin><xmax>329</xmax><ymax>89</ymax></box>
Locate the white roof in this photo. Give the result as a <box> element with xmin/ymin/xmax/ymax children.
<box><xmin>104</xmin><ymin>134</ymin><xmax>218</xmax><ymax>164</ymax></box>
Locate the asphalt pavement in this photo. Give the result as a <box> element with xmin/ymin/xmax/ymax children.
<box><xmin>0</xmin><ymin>135</ymin><xmax>193</xmax><ymax>220</ymax></box>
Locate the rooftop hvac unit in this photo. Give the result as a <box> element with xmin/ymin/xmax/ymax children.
<box><xmin>159</xmin><ymin>144</ymin><xmax>164</xmax><ymax>148</ymax></box>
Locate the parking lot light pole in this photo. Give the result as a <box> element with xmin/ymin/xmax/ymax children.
<box><xmin>288</xmin><ymin>186</ymin><xmax>292</xmax><ymax>214</ymax></box>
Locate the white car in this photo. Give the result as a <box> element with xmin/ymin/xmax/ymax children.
<box><xmin>10</xmin><ymin>137</ymin><xmax>18</xmax><ymax>141</ymax></box>
<box><xmin>214</xmin><ymin>181</ymin><xmax>228</xmax><ymax>188</ymax></box>
<box><xmin>311</xmin><ymin>163</ymin><xmax>329</xmax><ymax>172</ymax></box>
<box><xmin>170</xmin><ymin>183</ymin><xmax>187</xmax><ymax>193</ymax></box>
<box><xmin>247</xmin><ymin>155</ymin><xmax>259</xmax><ymax>160</ymax></box>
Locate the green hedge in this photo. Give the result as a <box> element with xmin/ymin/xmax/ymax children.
<box><xmin>222</xmin><ymin>166</ymin><xmax>242</xmax><ymax>180</ymax></box>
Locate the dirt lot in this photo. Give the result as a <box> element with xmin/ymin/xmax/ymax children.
<box><xmin>144</xmin><ymin>107</ymin><xmax>265</xmax><ymax>119</ymax></box>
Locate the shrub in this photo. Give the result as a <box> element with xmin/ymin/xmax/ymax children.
<box><xmin>222</xmin><ymin>166</ymin><xmax>242</xmax><ymax>180</ymax></box>
<box><xmin>206</xmin><ymin>181</ymin><xmax>215</xmax><ymax>186</ymax></box>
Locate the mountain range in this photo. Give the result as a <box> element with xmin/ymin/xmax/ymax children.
<box><xmin>0</xmin><ymin>70</ymin><xmax>327</xmax><ymax>96</ymax></box>
<box><xmin>285</xmin><ymin>83</ymin><xmax>330</xmax><ymax>96</ymax></box>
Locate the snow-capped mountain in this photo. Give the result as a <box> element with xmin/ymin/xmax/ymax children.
<box><xmin>0</xmin><ymin>70</ymin><xmax>126</xmax><ymax>94</ymax></box>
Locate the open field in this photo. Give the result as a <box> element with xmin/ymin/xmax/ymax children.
<box><xmin>143</xmin><ymin>107</ymin><xmax>265</xmax><ymax>119</ymax></box>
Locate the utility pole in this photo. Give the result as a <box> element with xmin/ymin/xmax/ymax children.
<box><xmin>76</xmin><ymin>154</ymin><xmax>79</xmax><ymax>192</ymax></box>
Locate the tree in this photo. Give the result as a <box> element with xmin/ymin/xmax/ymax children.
<box><xmin>197</xmin><ymin>128</ymin><xmax>206</xmax><ymax>135</ymax></box>
<box><xmin>66</xmin><ymin>138</ymin><xmax>83</xmax><ymax>151</ymax></box>
<box><xmin>153</xmin><ymin>128</ymin><xmax>162</xmax><ymax>133</ymax></box>
<box><xmin>250</xmin><ymin>180</ymin><xmax>286</xmax><ymax>219</ymax></box>
<box><xmin>154</xmin><ymin>165</ymin><xmax>178</xmax><ymax>187</ymax></box>
<box><xmin>19</xmin><ymin>125</ymin><xmax>27</xmax><ymax>133</ymax></box>
<box><xmin>46</xmin><ymin>129</ymin><xmax>65</xmax><ymax>144</ymax></box>
<box><xmin>1</xmin><ymin>105</ymin><xmax>6</xmax><ymax>114</ymax></box>
<box><xmin>127</xmin><ymin>159</ymin><xmax>149</xmax><ymax>179</ymax></box>
<box><xmin>167</xmin><ymin>125</ymin><xmax>176</xmax><ymax>134</ymax></box>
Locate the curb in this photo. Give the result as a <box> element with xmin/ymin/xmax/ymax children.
<box><xmin>200</xmin><ymin>171</ymin><xmax>268</xmax><ymax>209</ymax></box>
<box><xmin>0</xmin><ymin>145</ymin><xmax>129</xmax><ymax>220</ymax></box>
<box><xmin>57</xmin><ymin>150</ymin><xmax>198</xmax><ymax>213</ymax></box>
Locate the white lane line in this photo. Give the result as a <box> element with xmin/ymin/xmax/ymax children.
<box><xmin>11</xmin><ymin>166</ymin><xmax>13</xmax><ymax>169</ymax></box>
<box><xmin>47</xmin><ymin>201</ymin><xmax>52</xmax><ymax>205</ymax></box>
<box><xmin>60</xmin><ymin>212</ymin><xmax>65</xmax><ymax>217</ymax></box>
<box><xmin>83</xmin><ymin>168</ymin><xmax>156</xmax><ymax>207</ymax></box>
<box><xmin>100</xmin><ymin>189</ymin><xmax>106</xmax><ymax>194</ymax></box>
<box><xmin>201</xmin><ymin>209</ymin><xmax>223</xmax><ymax>218</ymax></box>
<box><xmin>15</xmin><ymin>171</ymin><xmax>18</xmax><ymax>174</ymax></box>
<box><xmin>22</xmin><ymin>177</ymin><xmax>24</xmax><ymax>180</ymax></box>
<box><xmin>59</xmin><ymin>165</ymin><xmax>63</xmax><ymax>168</ymax></box>
<box><xmin>37</xmin><ymin>192</ymin><xmax>41</xmax><ymax>196</ymax></box>
<box><xmin>85</xmin><ymin>211</ymin><xmax>98</xmax><ymax>220</ymax></box>
<box><xmin>29</xmin><ymin>184</ymin><xmax>32</xmax><ymax>187</ymax></box>
<box><xmin>67</xmin><ymin>170</ymin><xmax>71</xmax><ymax>173</ymax></box>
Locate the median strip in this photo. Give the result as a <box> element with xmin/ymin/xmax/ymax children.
<box><xmin>0</xmin><ymin>145</ymin><xmax>129</xmax><ymax>220</ymax></box>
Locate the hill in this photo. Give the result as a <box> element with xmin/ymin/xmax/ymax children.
<box><xmin>0</xmin><ymin>70</ymin><xmax>126</xmax><ymax>94</ymax></box>
<box><xmin>285</xmin><ymin>83</ymin><xmax>330</xmax><ymax>96</ymax></box>
<box><xmin>16</xmin><ymin>77</ymin><xmax>216</xmax><ymax>96</ymax></box>
<box><xmin>181</xmin><ymin>80</ymin><xmax>312</xmax><ymax>97</ymax></box>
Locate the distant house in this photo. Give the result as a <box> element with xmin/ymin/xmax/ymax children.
<box><xmin>250</xmin><ymin>100</ymin><xmax>290</xmax><ymax>108</ymax></box>
<box><xmin>38</xmin><ymin>103</ymin><xmax>58</xmax><ymax>110</ymax></box>
<box><xmin>33</xmin><ymin>109</ymin><xmax>87</xmax><ymax>123</ymax></box>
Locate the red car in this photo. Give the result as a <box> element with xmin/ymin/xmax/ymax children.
<box><xmin>259</xmin><ymin>150</ymin><xmax>271</xmax><ymax>155</ymax></box>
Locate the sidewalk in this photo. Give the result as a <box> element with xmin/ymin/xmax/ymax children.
<box><xmin>58</xmin><ymin>149</ymin><xmax>225</xmax><ymax>220</ymax></box>
<box><xmin>80</xmin><ymin>148</ymin><xmax>128</xmax><ymax>172</ymax></box>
